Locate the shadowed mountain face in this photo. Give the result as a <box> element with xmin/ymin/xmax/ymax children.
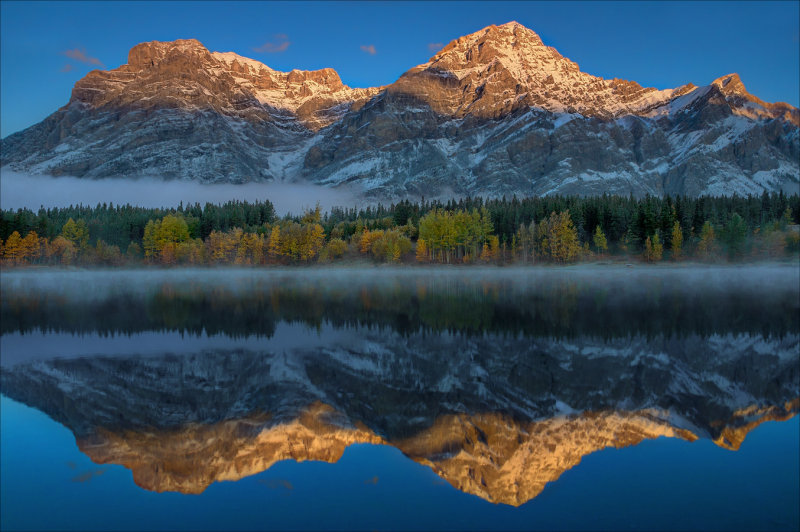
<box><xmin>2</xmin><ymin>22</ymin><xmax>798</xmax><ymax>197</ymax></box>
<box><xmin>1</xmin><ymin>267</ymin><xmax>798</xmax><ymax>506</ymax></box>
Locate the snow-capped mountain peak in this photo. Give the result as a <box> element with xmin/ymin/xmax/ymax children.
<box><xmin>396</xmin><ymin>21</ymin><xmax>678</xmax><ymax>119</ymax></box>
<box><xmin>1</xmin><ymin>21</ymin><xmax>797</xmax><ymax>197</ymax></box>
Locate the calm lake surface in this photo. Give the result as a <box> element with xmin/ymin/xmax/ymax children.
<box><xmin>1</xmin><ymin>265</ymin><xmax>798</xmax><ymax>531</ymax></box>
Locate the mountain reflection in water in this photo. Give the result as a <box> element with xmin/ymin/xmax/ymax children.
<box><xmin>1</xmin><ymin>267</ymin><xmax>798</xmax><ymax>508</ymax></box>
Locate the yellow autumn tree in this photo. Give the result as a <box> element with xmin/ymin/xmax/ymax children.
<box><xmin>60</xmin><ymin>219</ymin><xmax>89</xmax><ymax>251</ymax></box>
<box><xmin>2</xmin><ymin>231</ymin><xmax>23</xmax><ymax>265</ymax></box>
<box><xmin>330</xmin><ymin>238</ymin><xmax>348</xmax><ymax>258</ymax></box>
<box><xmin>206</xmin><ymin>230</ymin><xmax>236</xmax><ymax>263</ymax></box>
<box><xmin>697</xmin><ymin>221</ymin><xmax>716</xmax><ymax>258</ymax></box>
<box><xmin>480</xmin><ymin>235</ymin><xmax>500</xmax><ymax>262</ymax></box>
<box><xmin>176</xmin><ymin>238</ymin><xmax>205</xmax><ymax>265</ymax></box>
<box><xmin>20</xmin><ymin>231</ymin><xmax>41</xmax><ymax>264</ymax></box>
<box><xmin>47</xmin><ymin>236</ymin><xmax>77</xmax><ymax>265</ymax></box>
<box><xmin>671</xmin><ymin>221</ymin><xmax>683</xmax><ymax>260</ymax></box>
<box><xmin>643</xmin><ymin>232</ymin><xmax>663</xmax><ymax>262</ymax></box>
<box><xmin>235</xmin><ymin>232</ymin><xmax>264</xmax><ymax>265</ymax></box>
<box><xmin>592</xmin><ymin>225</ymin><xmax>608</xmax><ymax>255</ymax></box>
<box><xmin>359</xmin><ymin>230</ymin><xmax>383</xmax><ymax>254</ymax></box>
<box><xmin>275</xmin><ymin>222</ymin><xmax>325</xmax><ymax>262</ymax></box>
<box><xmin>539</xmin><ymin>211</ymin><xmax>581</xmax><ymax>263</ymax></box>
<box><xmin>142</xmin><ymin>220</ymin><xmax>159</xmax><ymax>260</ymax></box>
<box><xmin>416</xmin><ymin>238</ymin><xmax>429</xmax><ymax>262</ymax></box>
<box><xmin>299</xmin><ymin>224</ymin><xmax>325</xmax><ymax>262</ymax></box>
<box><xmin>142</xmin><ymin>214</ymin><xmax>190</xmax><ymax>263</ymax></box>
<box><xmin>369</xmin><ymin>229</ymin><xmax>411</xmax><ymax>262</ymax></box>
<box><xmin>267</xmin><ymin>226</ymin><xmax>281</xmax><ymax>262</ymax></box>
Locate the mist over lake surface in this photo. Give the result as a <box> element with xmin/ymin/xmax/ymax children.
<box><xmin>1</xmin><ymin>265</ymin><xmax>798</xmax><ymax>530</ymax></box>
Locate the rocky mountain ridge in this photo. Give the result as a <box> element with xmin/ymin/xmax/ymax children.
<box><xmin>72</xmin><ymin>38</ymin><xmax>382</xmax><ymax>130</ymax></box>
<box><xmin>1</xmin><ymin>22</ymin><xmax>798</xmax><ymax>197</ymax></box>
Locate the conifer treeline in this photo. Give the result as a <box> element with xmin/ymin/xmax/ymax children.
<box><xmin>1</xmin><ymin>193</ymin><xmax>798</xmax><ymax>266</ymax></box>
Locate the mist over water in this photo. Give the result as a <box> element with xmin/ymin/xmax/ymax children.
<box><xmin>2</xmin><ymin>265</ymin><xmax>798</xmax><ymax>341</ymax></box>
<box><xmin>0</xmin><ymin>169</ymin><xmax>363</xmax><ymax>215</ymax></box>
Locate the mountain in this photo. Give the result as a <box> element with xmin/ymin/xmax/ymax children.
<box><xmin>1</xmin><ymin>22</ymin><xmax>798</xmax><ymax>197</ymax></box>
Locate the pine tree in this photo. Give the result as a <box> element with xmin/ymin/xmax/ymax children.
<box><xmin>722</xmin><ymin>213</ymin><xmax>747</xmax><ymax>259</ymax></box>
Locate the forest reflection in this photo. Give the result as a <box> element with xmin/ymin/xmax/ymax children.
<box><xmin>2</xmin><ymin>266</ymin><xmax>798</xmax><ymax>338</ymax></box>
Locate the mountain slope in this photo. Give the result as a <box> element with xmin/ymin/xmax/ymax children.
<box><xmin>1</xmin><ymin>22</ymin><xmax>798</xmax><ymax>197</ymax></box>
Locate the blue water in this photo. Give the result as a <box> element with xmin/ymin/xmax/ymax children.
<box><xmin>2</xmin><ymin>395</ymin><xmax>798</xmax><ymax>531</ymax></box>
<box><xmin>2</xmin><ymin>268</ymin><xmax>799</xmax><ymax>530</ymax></box>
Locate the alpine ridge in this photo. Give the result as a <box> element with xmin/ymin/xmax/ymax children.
<box><xmin>2</xmin><ymin>21</ymin><xmax>798</xmax><ymax>198</ymax></box>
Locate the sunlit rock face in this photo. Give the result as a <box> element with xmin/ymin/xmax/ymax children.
<box><xmin>1</xmin><ymin>22</ymin><xmax>797</xmax><ymax>196</ymax></box>
<box><xmin>390</xmin><ymin>22</ymin><xmax>687</xmax><ymax>120</ymax></box>
<box><xmin>69</xmin><ymin>38</ymin><xmax>381</xmax><ymax>131</ymax></box>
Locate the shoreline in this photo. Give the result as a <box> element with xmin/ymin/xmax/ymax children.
<box><xmin>1</xmin><ymin>258</ymin><xmax>799</xmax><ymax>272</ymax></box>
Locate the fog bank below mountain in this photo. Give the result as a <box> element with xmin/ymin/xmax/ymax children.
<box><xmin>0</xmin><ymin>169</ymin><xmax>361</xmax><ymax>215</ymax></box>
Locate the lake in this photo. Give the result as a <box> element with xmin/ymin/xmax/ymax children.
<box><xmin>1</xmin><ymin>265</ymin><xmax>798</xmax><ymax>530</ymax></box>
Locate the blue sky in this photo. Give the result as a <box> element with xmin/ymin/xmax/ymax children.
<box><xmin>1</xmin><ymin>1</ymin><xmax>798</xmax><ymax>138</ymax></box>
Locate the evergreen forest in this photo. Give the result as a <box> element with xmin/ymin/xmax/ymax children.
<box><xmin>1</xmin><ymin>192</ymin><xmax>798</xmax><ymax>267</ymax></box>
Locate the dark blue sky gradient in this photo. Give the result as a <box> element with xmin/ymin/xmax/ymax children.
<box><xmin>1</xmin><ymin>1</ymin><xmax>798</xmax><ymax>137</ymax></box>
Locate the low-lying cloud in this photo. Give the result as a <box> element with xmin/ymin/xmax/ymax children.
<box><xmin>0</xmin><ymin>170</ymin><xmax>364</xmax><ymax>216</ymax></box>
<box><xmin>428</xmin><ymin>42</ymin><xmax>444</xmax><ymax>53</ymax></box>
